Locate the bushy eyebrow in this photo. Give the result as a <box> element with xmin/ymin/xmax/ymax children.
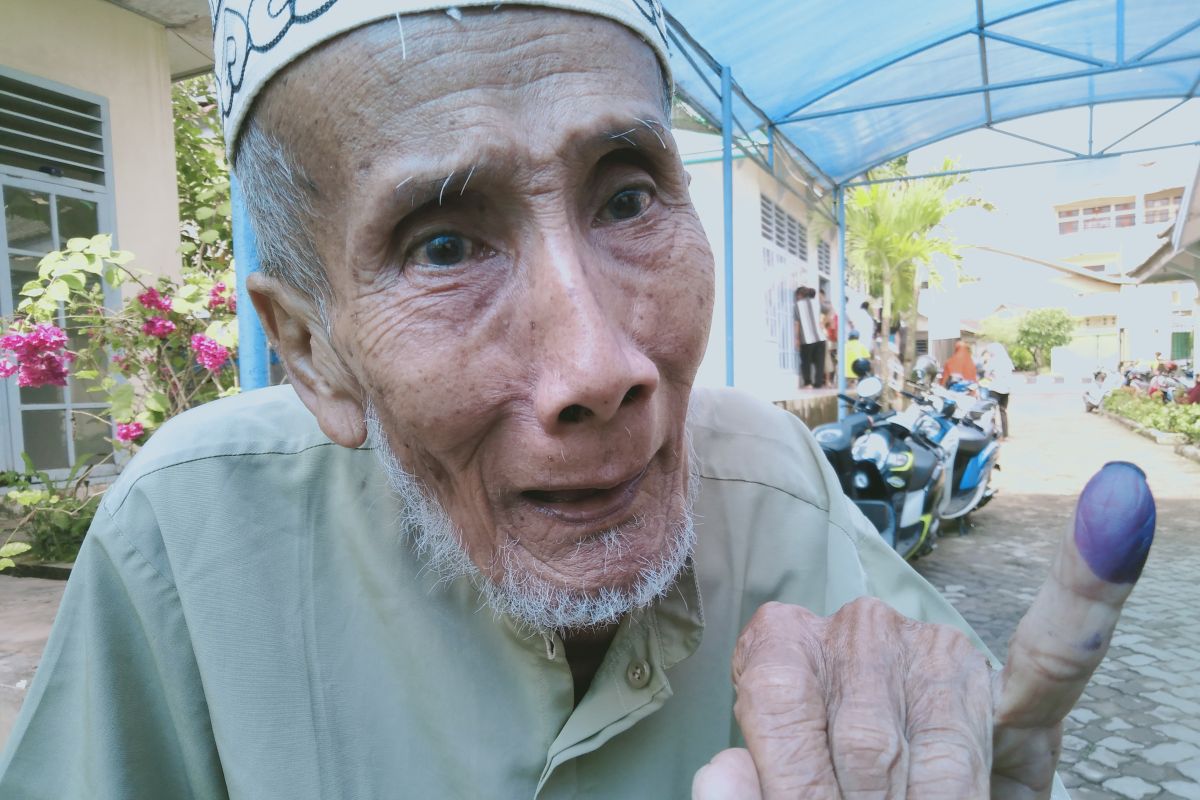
<box><xmin>383</xmin><ymin>116</ymin><xmax>675</xmax><ymax>210</ymax></box>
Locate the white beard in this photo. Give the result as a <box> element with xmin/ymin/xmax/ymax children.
<box><xmin>364</xmin><ymin>401</ymin><xmax>698</xmax><ymax>633</ymax></box>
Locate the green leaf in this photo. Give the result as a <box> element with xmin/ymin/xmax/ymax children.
<box><xmin>66</xmin><ymin>252</ymin><xmax>88</xmax><ymax>270</ymax></box>
<box><xmin>0</xmin><ymin>559</ymin><xmax>14</xmax><ymax>571</ymax></box>
<box><xmin>108</xmin><ymin>383</ymin><xmax>135</xmax><ymax>421</ymax></box>
<box><xmin>144</xmin><ymin>391</ymin><xmax>169</xmax><ymax>414</ymax></box>
<box><xmin>66</xmin><ymin>237</ymin><xmax>90</xmax><ymax>252</ymax></box>
<box><xmin>195</xmin><ymin>207</ymin><xmax>215</xmax><ymax>221</ymax></box>
<box><xmin>89</xmin><ymin>234</ymin><xmax>112</xmax><ymax>257</ymax></box>
<box><xmin>179</xmin><ymin>242</ymin><xmax>198</xmax><ymax>255</ymax></box>
<box><xmin>216</xmin><ymin>201</ymin><xmax>232</xmax><ymax>217</ymax></box>
<box><xmin>73</xmin><ymin>369</ymin><xmax>98</xmax><ymax>380</ymax></box>
<box><xmin>0</xmin><ymin>542</ymin><xmax>31</xmax><ymax>559</ymax></box>
<box><xmin>108</xmin><ymin>251</ymin><xmax>135</xmax><ymax>266</ymax></box>
<box><xmin>59</xmin><ymin>272</ymin><xmax>86</xmax><ymax>291</ymax></box>
<box><xmin>19</xmin><ymin>281</ymin><xmax>44</xmax><ymax>298</ymax></box>
<box><xmin>45</xmin><ymin>281</ymin><xmax>71</xmax><ymax>302</ymax></box>
<box><xmin>198</xmin><ymin>229</ymin><xmax>220</xmax><ymax>244</ymax></box>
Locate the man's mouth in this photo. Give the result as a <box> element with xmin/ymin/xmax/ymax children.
<box><xmin>520</xmin><ymin>463</ymin><xmax>650</xmax><ymax>524</ymax></box>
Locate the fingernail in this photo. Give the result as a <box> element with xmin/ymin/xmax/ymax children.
<box><xmin>1074</xmin><ymin>461</ymin><xmax>1155</xmax><ymax>584</ymax></box>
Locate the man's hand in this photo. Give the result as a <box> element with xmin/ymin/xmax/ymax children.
<box><xmin>693</xmin><ymin>461</ymin><xmax>1155</xmax><ymax>799</ymax></box>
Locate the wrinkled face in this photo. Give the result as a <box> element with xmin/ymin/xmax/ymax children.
<box><xmin>256</xmin><ymin>9</ymin><xmax>715</xmax><ymax>612</ymax></box>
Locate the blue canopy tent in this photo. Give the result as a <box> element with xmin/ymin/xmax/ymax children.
<box><xmin>233</xmin><ymin>0</ymin><xmax>1200</xmax><ymax>400</ymax></box>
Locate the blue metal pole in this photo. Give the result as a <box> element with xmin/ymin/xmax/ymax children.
<box><xmin>767</xmin><ymin>125</ymin><xmax>775</xmax><ymax>170</ymax></box>
<box><xmin>835</xmin><ymin>185</ymin><xmax>848</xmax><ymax>420</ymax></box>
<box><xmin>230</xmin><ymin>174</ymin><xmax>270</xmax><ymax>390</ymax></box>
<box><xmin>721</xmin><ymin>64</ymin><xmax>735</xmax><ymax>388</ymax></box>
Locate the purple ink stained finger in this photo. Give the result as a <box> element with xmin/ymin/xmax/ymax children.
<box><xmin>1073</xmin><ymin>461</ymin><xmax>1156</xmax><ymax>584</ymax></box>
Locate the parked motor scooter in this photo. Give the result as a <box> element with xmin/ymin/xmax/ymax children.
<box><xmin>903</xmin><ymin>386</ymin><xmax>1000</xmax><ymax>522</ymax></box>
<box><xmin>815</xmin><ymin>377</ymin><xmax>945</xmax><ymax>561</ymax></box>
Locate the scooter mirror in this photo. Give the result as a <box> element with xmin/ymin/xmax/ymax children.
<box><xmin>857</xmin><ymin>376</ymin><xmax>883</xmax><ymax>400</ymax></box>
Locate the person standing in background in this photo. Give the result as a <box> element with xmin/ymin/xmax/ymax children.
<box><xmin>794</xmin><ymin>286</ymin><xmax>826</xmax><ymax>389</ymax></box>
<box><xmin>820</xmin><ymin>288</ymin><xmax>837</xmax><ymax>385</ymax></box>
<box><xmin>982</xmin><ymin>341</ymin><xmax>1014</xmax><ymax>438</ymax></box>
<box><xmin>850</xmin><ymin>301</ymin><xmax>876</xmax><ymax>353</ymax></box>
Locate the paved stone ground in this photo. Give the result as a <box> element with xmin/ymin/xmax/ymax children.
<box><xmin>916</xmin><ymin>389</ymin><xmax>1200</xmax><ymax>799</ymax></box>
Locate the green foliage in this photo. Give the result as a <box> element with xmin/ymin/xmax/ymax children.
<box><xmin>1009</xmin><ymin>345</ymin><xmax>1035</xmax><ymax>372</ymax></box>
<box><xmin>0</xmin><ymin>539</ymin><xmax>32</xmax><ymax>572</ymax></box>
<box><xmin>173</xmin><ymin>76</ymin><xmax>232</xmax><ymax>275</ymax></box>
<box><xmin>10</xmin><ymin>235</ymin><xmax>239</xmax><ymax>436</ymax></box>
<box><xmin>0</xmin><ymin>76</ymin><xmax>237</xmax><ymax>566</ymax></box>
<box><xmin>2</xmin><ymin>454</ymin><xmax>101</xmax><ymax>564</ymax></box>
<box><xmin>845</xmin><ymin>158</ymin><xmax>992</xmax><ymax>369</ymax></box>
<box><xmin>1104</xmin><ymin>387</ymin><xmax>1200</xmax><ymax>443</ymax></box>
<box><xmin>980</xmin><ymin>313</ymin><xmax>1034</xmax><ymax>371</ymax></box>
<box><xmin>1016</xmin><ymin>308</ymin><xmax>1075</xmax><ymax>369</ymax></box>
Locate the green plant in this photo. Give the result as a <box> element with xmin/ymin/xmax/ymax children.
<box><xmin>1103</xmin><ymin>387</ymin><xmax>1200</xmax><ymax>443</ymax></box>
<box><xmin>0</xmin><ymin>538</ymin><xmax>31</xmax><ymax>572</ymax></box>
<box><xmin>2</xmin><ymin>454</ymin><xmax>101</xmax><ymax>564</ymax></box>
<box><xmin>845</xmin><ymin>157</ymin><xmax>992</xmax><ymax>373</ymax></box>
<box><xmin>1016</xmin><ymin>308</ymin><xmax>1075</xmax><ymax>370</ymax></box>
<box><xmin>1010</xmin><ymin>345</ymin><xmax>1035</xmax><ymax>372</ymax></box>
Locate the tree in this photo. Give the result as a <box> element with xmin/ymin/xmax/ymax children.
<box><xmin>1016</xmin><ymin>308</ymin><xmax>1075</xmax><ymax>370</ymax></box>
<box><xmin>845</xmin><ymin>158</ymin><xmax>991</xmax><ymax>372</ymax></box>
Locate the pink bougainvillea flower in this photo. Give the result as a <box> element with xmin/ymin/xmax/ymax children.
<box><xmin>137</xmin><ymin>287</ymin><xmax>173</xmax><ymax>312</ymax></box>
<box><xmin>0</xmin><ymin>324</ymin><xmax>74</xmax><ymax>388</ymax></box>
<box><xmin>115</xmin><ymin>421</ymin><xmax>145</xmax><ymax>442</ymax></box>
<box><xmin>190</xmin><ymin>334</ymin><xmax>229</xmax><ymax>371</ymax></box>
<box><xmin>207</xmin><ymin>282</ymin><xmax>228</xmax><ymax>309</ymax></box>
<box><xmin>141</xmin><ymin>316</ymin><xmax>176</xmax><ymax>339</ymax></box>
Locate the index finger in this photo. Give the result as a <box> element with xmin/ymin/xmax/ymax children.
<box><xmin>997</xmin><ymin>460</ymin><xmax>1155</xmax><ymax>729</ymax></box>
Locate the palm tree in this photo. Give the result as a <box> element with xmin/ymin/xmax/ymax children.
<box><xmin>845</xmin><ymin>158</ymin><xmax>989</xmax><ymax>372</ymax></box>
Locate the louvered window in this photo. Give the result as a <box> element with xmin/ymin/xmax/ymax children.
<box><xmin>818</xmin><ymin>240</ymin><xmax>831</xmax><ymax>276</ymax></box>
<box><xmin>0</xmin><ymin>73</ymin><xmax>107</xmax><ymax>186</ymax></box>
<box><xmin>760</xmin><ymin>195</ymin><xmax>807</xmax><ymax>260</ymax></box>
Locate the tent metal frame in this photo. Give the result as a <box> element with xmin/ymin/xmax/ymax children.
<box><xmin>659</xmin><ymin>5</ymin><xmax>1200</xmax><ymax>414</ymax></box>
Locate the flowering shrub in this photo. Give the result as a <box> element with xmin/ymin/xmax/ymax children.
<box><xmin>0</xmin><ymin>324</ymin><xmax>74</xmax><ymax>387</ymax></box>
<box><xmin>3</xmin><ymin>234</ymin><xmax>239</xmax><ymax>445</ymax></box>
<box><xmin>1103</xmin><ymin>387</ymin><xmax>1200</xmax><ymax>443</ymax></box>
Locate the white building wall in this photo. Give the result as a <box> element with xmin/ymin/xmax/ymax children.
<box><xmin>686</xmin><ymin>152</ymin><xmax>832</xmax><ymax>402</ymax></box>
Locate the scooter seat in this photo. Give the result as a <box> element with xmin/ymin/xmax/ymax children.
<box><xmin>956</xmin><ymin>425</ymin><xmax>990</xmax><ymax>456</ymax></box>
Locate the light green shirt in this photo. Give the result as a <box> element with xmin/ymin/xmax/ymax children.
<box><xmin>0</xmin><ymin>386</ymin><xmax>1048</xmax><ymax>799</ymax></box>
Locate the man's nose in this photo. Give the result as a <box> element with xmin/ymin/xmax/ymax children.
<box><xmin>528</xmin><ymin>236</ymin><xmax>660</xmax><ymax>432</ymax></box>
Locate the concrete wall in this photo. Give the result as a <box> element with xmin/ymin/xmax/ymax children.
<box><xmin>1</xmin><ymin>0</ymin><xmax>181</xmax><ymax>279</ymax></box>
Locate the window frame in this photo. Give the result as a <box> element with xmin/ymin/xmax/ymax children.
<box><xmin>0</xmin><ymin>67</ymin><xmax>118</xmax><ymax>478</ymax></box>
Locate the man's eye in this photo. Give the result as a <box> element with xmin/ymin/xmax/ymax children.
<box><xmin>418</xmin><ymin>233</ymin><xmax>472</xmax><ymax>268</ymax></box>
<box><xmin>603</xmin><ymin>188</ymin><xmax>651</xmax><ymax>221</ymax></box>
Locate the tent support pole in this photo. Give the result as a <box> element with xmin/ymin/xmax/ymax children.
<box><xmin>722</xmin><ymin>64</ymin><xmax>735</xmax><ymax>387</ymax></box>
<box><xmin>231</xmin><ymin>175</ymin><xmax>269</xmax><ymax>391</ymax></box>
<box><xmin>835</xmin><ymin>184</ymin><xmax>848</xmax><ymax>419</ymax></box>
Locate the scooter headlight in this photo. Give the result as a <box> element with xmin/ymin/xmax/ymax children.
<box><xmin>814</xmin><ymin>428</ymin><xmax>842</xmax><ymax>445</ymax></box>
<box><xmin>851</xmin><ymin>433</ymin><xmax>890</xmax><ymax>468</ymax></box>
<box><xmin>885</xmin><ymin>452</ymin><xmax>911</xmax><ymax>470</ymax></box>
<box><xmin>886</xmin><ymin>475</ymin><xmax>906</xmax><ymax>488</ymax></box>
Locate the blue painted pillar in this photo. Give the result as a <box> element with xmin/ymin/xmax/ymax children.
<box><xmin>230</xmin><ymin>174</ymin><xmax>270</xmax><ymax>390</ymax></box>
<box><xmin>721</xmin><ymin>65</ymin><xmax>735</xmax><ymax>387</ymax></box>
<box><xmin>835</xmin><ymin>185</ymin><xmax>848</xmax><ymax>419</ymax></box>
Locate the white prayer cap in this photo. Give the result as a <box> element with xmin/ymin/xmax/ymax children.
<box><xmin>211</xmin><ymin>0</ymin><xmax>673</xmax><ymax>160</ymax></box>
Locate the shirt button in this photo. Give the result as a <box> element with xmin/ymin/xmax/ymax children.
<box><xmin>626</xmin><ymin>659</ymin><xmax>652</xmax><ymax>689</ymax></box>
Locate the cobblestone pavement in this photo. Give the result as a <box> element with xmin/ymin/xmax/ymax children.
<box><xmin>916</xmin><ymin>389</ymin><xmax>1200</xmax><ymax>799</ymax></box>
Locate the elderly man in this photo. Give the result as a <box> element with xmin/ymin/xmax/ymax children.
<box><xmin>0</xmin><ymin>2</ymin><xmax>1155</xmax><ymax>798</ymax></box>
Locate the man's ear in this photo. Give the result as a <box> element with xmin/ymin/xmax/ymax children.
<box><xmin>247</xmin><ymin>272</ymin><xmax>367</xmax><ymax>448</ymax></box>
